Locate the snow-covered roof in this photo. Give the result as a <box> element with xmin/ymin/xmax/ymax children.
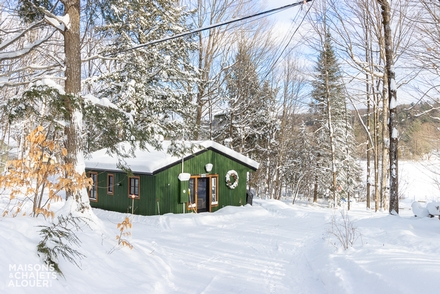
<box><xmin>85</xmin><ymin>140</ymin><xmax>259</xmax><ymax>174</ymax></box>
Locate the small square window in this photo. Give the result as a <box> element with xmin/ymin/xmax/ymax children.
<box><xmin>211</xmin><ymin>176</ymin><xmax>218</xmax><ymax>206</ymax></box>
<box><xmin>88</xmin><ymin>172</ymin><xmax>98</xmax><ymax>201</ymax></box>
<box><xmin>128</xmin><ymin>176</ymin><xmax>140</xmax><ymax>199</ymax></box>
<box><xmin>107</xmin><ymin>174</ymin><xmax>114</xmax><ymax>195</ymax></box>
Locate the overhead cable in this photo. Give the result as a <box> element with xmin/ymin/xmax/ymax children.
<box><xmin>263</xmin><ymin>1</ymin><xmax>314</xmax><ymax>80</ymax></box>
<box><xmin>107</xmin><ymin>0</ymin><xmax>313</xmax><ymax>55</ymax></box>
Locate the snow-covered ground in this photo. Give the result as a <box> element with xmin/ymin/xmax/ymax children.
<box><xmin>1</xmin><ymin>161</ymin><xmax>440</xmax><ymax>294</ymax></box>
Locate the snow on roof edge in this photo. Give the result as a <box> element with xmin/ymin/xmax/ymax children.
<box><xmin>198</xmin><ymin>140</ymin><xmax>259</xmax><ymax>170</ymax></box>
<box><xmin>85</xmin><ymin>140</ymin><xmax>259</xmax><ymax>174</ymax></box>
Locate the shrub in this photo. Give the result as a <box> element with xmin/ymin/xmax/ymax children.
<box><xmin>0</xmin><ymin>126</ymin><xmax>92</xmax><ymax>218</ymax></box>
<box><xmin>37</xmin><ymin>213</ymin><xmax>88</xmax><ymax>277</ymax></box>
<box><xmin>109</xmin><ymin>216</ymin><xmax>133</xmax><ymax>254</ymax></box>
<box><xmin>327</xmin><ymin>210</ymin><xmax>362</xmax><ymax>250</ymax></box>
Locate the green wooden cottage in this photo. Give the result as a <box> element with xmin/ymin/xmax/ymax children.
<box><xmin>85</xmin><ymin>141</ymin><xmax>259</xmax><ymax>215</ymax></box>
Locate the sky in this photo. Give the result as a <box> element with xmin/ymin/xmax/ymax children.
<box><xmin>255</xmin><ymin>0</ymin><xmax>315</xmax><ymax>85</ymax></box>
<box><xmin>260</xmin><ymin>0</ymin><xmax>420</xmax><ymax>106</ymax></box>
<box><xmin>261</xmin><ymin>0</ymin><xmax>311</xmax><ymax>43</ymax></box>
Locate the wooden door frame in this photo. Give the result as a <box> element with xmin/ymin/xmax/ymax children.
<box><xmin>188</xmin><ymin>174</ymin><xmax>218</xmax><ymax>212</ymax></box>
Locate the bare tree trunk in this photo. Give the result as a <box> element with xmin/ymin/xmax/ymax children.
<box><xmin>63</xmin><ymin>1</ymin><xmax>81</xmax><ymax>152</ymax></box>
<box><xmin>373</xmin><ymin>88</ymin><xmax>380</xmax><ymax>211</ymax></box>
<box><xmin>265</xmin><ymin>156</ymin><xmax>270</xmax><ymax>199</ymax></box>
<box><xmin>378</xmin><ymin>0</ymin><xmax>399</xmax><ymax>214</ymax></box>
<box><xmin>380</xmin><ymin>81</ymin><xmax>389</xmax><ymax>211</ymax></box>
<box><xmin>325</xmin><ymin>77</ymin><xmax>338</xmax><ymax>207</ymax></box>
<box><xmin>376</xmin><ymin>15</ymin><xmax>389</xmax><ymax>212</ymax></box>
<box><xmin>366</xmin><ymin>68</ymin><xmax>371</xmax><ymax>209</ymax></box>
<box><xmin>62</xmin><ymin>0</ymin><xmax>85</xmax><ymax>205</ymax></box>
<box><xmin>64</xmin><ymin>0</ymin><xmax>81</xmax><ymax>108</ymax></box>
<box><xmin>194</xmin><ymin>0</ymin><xmax>205</xmax><ymax>140</ymax></box>
<box><xmin>313</xmin><ymin>152</ymin><xmax>319</xmax><ymax>203</ymax></box>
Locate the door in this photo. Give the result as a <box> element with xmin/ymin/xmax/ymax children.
<box><xmin>188</xmin><ymin>175</ymin><xmax>218</xmax><ymax>213</ymax></box>
<box><xmin>197</xmin><ymin>178</ymin><xmax>208</xmax><ymax>212</ymax></box>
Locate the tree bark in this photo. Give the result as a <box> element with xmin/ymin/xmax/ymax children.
<box><xmin>64</xmin><ymin>0</ymin><xmax>81</xmax><ymax>101</ymax></box>
<box><xmin>63</xmin><ymin>0</ymin><xmax>83</xmax><ymax>200</ymax></box>
<box><xmin>377</xmin><ymin>0</ymin><xmax>399</xmax><ymax>214</ymax></box>
<box><xmin>366</xmin><ymin>74</ymin><xmax>371</xmax><ymax>209</ymax></box>
<box><xmin>380</xmin><ymin>81</ymin><xmax>389</xmax><ymax>211</ymax></box>
<box><xmin>373</xmin><ymin>88</ymin><xmax>379</xmax><ymax>211</ymax></box>
<box><xmin>364</xmin><ymin>3</ymin><xmax>371</xmax><ymax>207</ymax></box>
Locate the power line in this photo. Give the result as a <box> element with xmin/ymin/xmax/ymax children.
<box><xmin>108</xmin><ymin>0</ymin><xmax>313</xmax><ymax>56</ymax></box>
<box><xmin>258</xmin><ymin>8</ymin><xmax>301</xmax><ymax>77</ymax></box>
<box><xmin>263</xmin><ymin>1</ymin><xmax>314</xmax><ymax>80</ymax></box>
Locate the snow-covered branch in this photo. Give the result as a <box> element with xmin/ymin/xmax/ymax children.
<box><xmin>0</xmin><ymin>19</ymin><xmax>46</xmax><ymax>51</ymax></box>
<box><xmin>44</xmin><ymin>14</ymin><xmax>70</xmax><ymax>32</ymax></box>
<box><xmin>0</xmin><ymin>59</ymin><xmax>64</xmax><ymax>89</ymax></box>
<box><xmin>349</xmin><ymin>54</ymin><xmax>385</xmax><ymax>78</ymax></box>
<box><xmin>0</xmin><ymin>30</ymin><xmax>56</xmax><ymax>61</ymax></box>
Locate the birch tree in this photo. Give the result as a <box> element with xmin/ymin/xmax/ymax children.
<box><xmin>330</xmin><ymin>0</ymin><xmax>386</xmax><ymax>211</ymax></box>
<box><xmin>377</xmin><ymin>0</ymin><xmax>399</xmax><ymax>214</ymax></box>
<box><xmin>329</xmin><ymin>0</ymin><xmax>417</xmax><ymax>211</ymax></box>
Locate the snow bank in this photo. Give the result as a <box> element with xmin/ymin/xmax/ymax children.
<box><xmin>1</xmin><ymin>198</ymin><xmax>440</xmax><ymax>293</ymax></box>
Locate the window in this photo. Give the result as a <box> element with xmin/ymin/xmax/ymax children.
<box><xmin>188</xmin><ymin>178</ymin><xmax>196</xmax><ymax>208</ymax></box>
<box><xmin>128</xmin><ymin>176</ymin><xmax>140</xmax><ymax>198</ymax></box>
<box><xmin>107</xmin><ymin>174</ymin><xmax>114</xmax><ymax>195</ymax></box>
<box><xmin>88</xmin><ymin>172</ymin><xmax>98</xmax><ymax>201</ymax></box>
<box><xmin>211</xmin><ymin>176</ymin><xmax>218</xmax><ymax>206</ymax></box>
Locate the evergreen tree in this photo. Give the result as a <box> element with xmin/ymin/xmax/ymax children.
<box><xmin>310</xmin><ymin>32</ymin><xmax>361</xmax><ymax>206</ymax></box>
<box><xmin>217</xmin><ymin>42</ymin><xmax>278</xmax><ymax>158</ymax></box>
<box><xmin>212</xmin><ymin>42</ymin><xmax>280</xmax><ymax>198</ymax></box>
<box><xmin>86</xmin><ymin>0</ymin><xmax>199</xmax><ymax>154</ymax></box>
<box><xmin>221</xmin><ymin>42</ymin><xmax>261</xmax><ymax>153</ymax></box>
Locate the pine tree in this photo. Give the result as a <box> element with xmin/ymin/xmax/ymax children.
<box><xmin>218</xmin><ymin>42</ymin><xmax>278</xmax><ymax>156</ymax></box>
<box><xmin>214</xmin><ymin>42</ymin><xmax>280</xmax><ymax>198</ymax></box>
<box><xmin>310</xmin><ymin>32</ymin><xmax>361</xmax><ymax>206</ymax></box>
<box><xmin>221</xmin><ymin>42</ymin><xmax>261</xmax><ymax>153</ymax></box>
<box><xmin>85</xmin><ymin>0</ymin><xmax>199</xmax><ymax>154</ymax></box>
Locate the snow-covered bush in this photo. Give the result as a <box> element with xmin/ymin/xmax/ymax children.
<box><xmin>412</xmin><ymin>201</ymin><xmax>440</xmax><ymax>218</ymax></box>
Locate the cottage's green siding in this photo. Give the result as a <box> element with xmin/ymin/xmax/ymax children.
<box><xmin>88</xmin><ymin>149</ymin><xmax>255</xmax><ymax>216</ymax></box>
